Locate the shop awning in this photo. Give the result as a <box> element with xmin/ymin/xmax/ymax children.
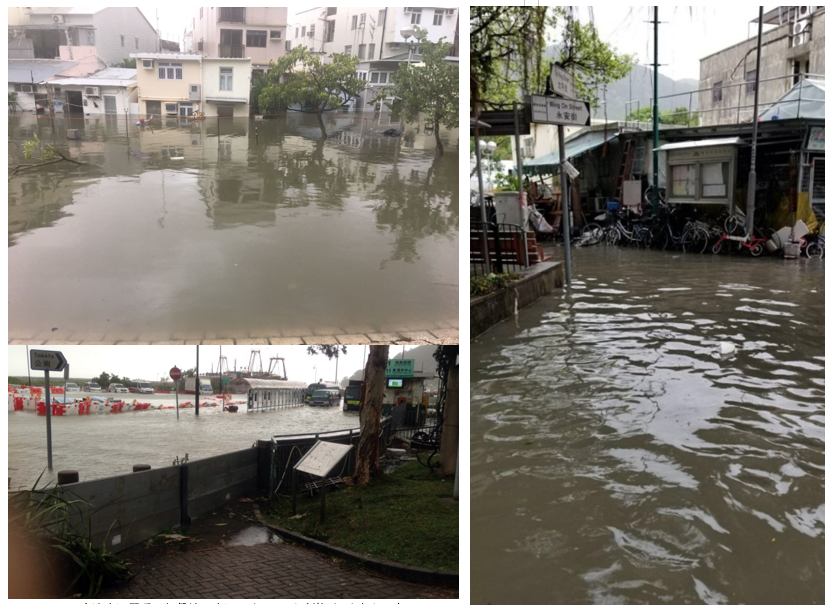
<box><xmin>655</xmin><ymin>137</ymin><xmax>745</xmax><ymax>151</ymax></box>
<box><xmin>205</xmin><ymin>97</ymin><xmax>247</xmax><ymax>104</ymax></box>
<box><xmin>524</xmin><ymin>130</ymin><xmax>619</xmax><ymax>176</ymax></box>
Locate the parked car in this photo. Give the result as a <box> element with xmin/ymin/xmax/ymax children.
<box><xmin>308</xmin><ymin>389</ymin><xmax>339</xmax><ymax>407</ymax></box>
<box><xmin>107</xmin><ymin>383</ymin><xmax>129</xmax><ymax>393</ymax></box>
<box><xmin>129</xmin><ymin>381</ymin><xmax>155</xmax><ymax>394</ymax></box>
<box><xmin>64</xmin><ymin>382</ymin><xmax>80</xmax><ymax>393</ymax></box>
<box><xmin>83</xmin><ymin>382</ymin><xmax>102</xmax><ymax>392</ymax></box>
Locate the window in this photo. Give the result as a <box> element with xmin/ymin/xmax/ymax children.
<box><xmin>433</xmin><ymin>9</ymin><xmax>444</xmax><ymax>26</ymax></box>
<box><xmin>200</xmin><ymin>8</ymin><xmax>203</xmax><ymax>19</ymax></box>
<box><xmin>247</xmin><ymin>30</ymin><xmax>267</xmax><ymax>47</ymax></box>
<box><xmin>295</xmin><ymin>27</ymin><xmax>299</xmax><ymax>38</ymax></box>
<box><xmin>701</xmin><ymin>163</ymin><xmax>729</xmax><ymax>198</ymax></box>
<box><xmin>379</xmin><ymin>72</ymin><xmax>387</xmax><ymax>84</ymax></box>
<box><xmin>120</xmin><ymin>35</ymin><xmax>125</xmax><ymax>47</ymax></box>
<box><xmin>219</xmin><ymin>7</ymin><xmax>245</xmax><ymax>23</ymax></box>
<box><xmin>746</xmin><ymin>69</ymin><xmax>757</xmax><ymax>94</ymax></box>
<box><xmin>712</xmin><ymin>81</ymin><xmax>723</xmax><ymax>103</ymax></box>
<box><xmin>344</xmin><ymin>45</ymin><xmax>352</xmax><ymax>56</ymax></box>
<box><xmin>86</xmin><ymin>30</ymin><xmax>95</xmax><ymax>45</ymax></box>
<box><xmin>352</xmin><ymin>16</ymin><xmax>358</xmax><ymax>29</ymax></box>
<box><xmin>135</xmin><ymin>36</ymin><xmax>139</xmax><ymax>49</ymax></box>
<box><xmin>358</xmin><ymin>44</ymin><xmax>366</xmax><ymax>59</ymax></box>
<box><xmin>301</xmin><ymin>26</ymin><xmax>306</xmax><ymax>37</ymax></box>
<box><xmin>179</xmin><ymin>102</ymin><xmax>193</xmax><ymax>116</ymax></box>
<box><xmin>325</xmin><ymin>20</ymin><xmax>335</xmax><ymax>42</ymax></box>
<box><xmin>410</xmin><ymin>8</ymin><xmax>422</xmax><ymax>24</ymax></box>
<box><xmin>360</xmin><ymin>13</ymin><xmax>366</xmax><ymax>24</ymax></box>
<box><xmin>158</xmin><ymin>62</ymin><xmax>183</xmax><ymax>80</ymax></box>
<box><xmin>368</xmin><ymin>43</ymin><xmax>375</xmax><ymax>60</ymax></box>
<box><xmin>671</xmin><ymin>164</ymin><xmax>696</xmax><ymax>198</ymax></box>
<box><xmin>219</xmin><ymin>67</ymin><xmax>233</xmax><ymax>91</ymax></box>
<box><xmin>357</xmin><ymin>71</ymin><xmax>367</xmax><ymax>81</ymax></box>
<box><xmin>165</xmin><ymin>103</ymin><xmax>178</xmax><ymax>113</ymax></box>
<box><xmin>378</xmin><ymin>9</ymin><xmax>386</xmax><ymax>25</ymax></box>
<box><xmin>370</xmin><ymin>72</ymin><xmax>379</xmax><ymax>83</ymax></box>
<box><xmin>269</xmin><ymin>30</ymin><xmax>281</xmax><ymax>40</ymax></box>
<box><xmin>197</xmin><ymin>39</ymin><xmax>203</xmax><ymax>51</ymax></box>
<box><xmin>326</xmin><ymin>7</ymin><xmax>337</xmax><ymax>16</ymax></box>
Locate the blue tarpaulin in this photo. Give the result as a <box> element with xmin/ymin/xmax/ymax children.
<box><xmin>523</xmin><ymin>130</ymin><xmax>619</xmax><ymax>176</ymax></box>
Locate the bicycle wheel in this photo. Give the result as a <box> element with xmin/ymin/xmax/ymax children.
<box><xmin>608</xmin><ymin>227</ymin><xmax>621</xmax><ymax>246</ymax></box>
<box><xmin>694</xmin><ymin>229</ymin><xmax>709</xmax><ymax>254</ymax></box>
<box><xmin>580</xmin><ymin>223</ymin><xmax>605</xmax><ymax>246</ymax></box>
<box><xmin>724</xmin><ymin>216</ymin><xmax>740</xmax><ymax>235</ymax></box>
<box><xmin>750</xmin><ymin>242</ymin><xmax>764</xmax><ymax>257</ymax></box>
<box><xmin>711</xmin><ymin>238</ymin><xmax>724</xmax><ymax>255</ymax></box>
<box><xmin>806</xmin><ymin>242</ymin><xmax>821</xmax><ymax>258</ymax></box>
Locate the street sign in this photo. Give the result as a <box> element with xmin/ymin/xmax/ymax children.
<box><xmin>550</xmin><ymin>64</ymin><xmax>576</xmax><ymax>100</ymax></box>
<box><xmin>386</xmin><ymin>359</ymin><xmax>415</xmax><ymax>378</ymax></box>
<box><xmin>475</xmin><ymin>109</ymin><xmax>531</xmax><ymax>136</ymax></box>
<box><xmin>526</xmin><ymin>95</ymin><xmax>591</xmax><ymax>127</ymax></box>
<box><xmin>169</xmin><ymin>366</ymin><xmax>182</xmax><ymax>381</ymax></box>
<box><xmin>29</xmin><ymin>349</ymin><xmax>67</xmax><ymax>372</ymax></box>
<box><xmin>221</xmin><ymin>377</ymin><xmax>228</xmax><ymax>384</ymax></box>
<box><xmin>294</xmin><ymin>441</ymin><xmax>353</xmax><ymax>478</ymax></box>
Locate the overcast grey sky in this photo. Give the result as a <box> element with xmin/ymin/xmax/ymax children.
<box><xmin>9</xmin><ymin>345</ymin><xmax>419</xmax><ymax>384</ymax></box>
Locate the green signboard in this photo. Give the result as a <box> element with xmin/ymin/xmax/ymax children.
<box><xmin>222</xmin><ymin>377</ymin><xmax>228</xmax><ymax>384</ymax></box>
<box><xmin>386</xmin><ymin>359</ymin><xmax>415</xmax><ymax>378</ymax></box>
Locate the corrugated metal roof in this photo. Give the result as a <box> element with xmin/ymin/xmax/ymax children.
<box><xmin>90</xmin><ymin>68</ymin><xmax>137</xmax><ymax>80</ymax></box>
<box><xmin>240</xmin><ymin>379</ymin><xmax>307</xmax><ymax>390</ymax></box>
<box><xmin>758</xmin><ymin>78</ymin><xmax>825</xmax><ymax>122</ymax></box>
<box><xmin>524</xmin><ymin>130</ymin><xmax>619</xmax><ymax>175</ymax></box>
<box><xmin>54</xmin><ymin>78</ymin><xmax>137</xmax><ymax>87</ymax></box>
<box><xmin>8</xmin><ymin>59</ymin><xmax>77</xmax><ymax>83</ymax></box>
<box><xmin>656</xmin><ymin>137</ymin><xmax>745</xmax><ymax>151</ymax></box>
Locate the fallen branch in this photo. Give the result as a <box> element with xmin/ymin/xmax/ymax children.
<box><xmin>10</xmin><ymin>154</ymin><xmax>86</xmax><ymax>177</ymax></box>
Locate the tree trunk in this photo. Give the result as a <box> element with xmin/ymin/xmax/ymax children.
<box><xmin>315</xmin><ymin>111</ymin><xmax>327</xmax><ymax>140</ymax></box>
<box><xmin>438</xmin><ymin>362</ymin><xmax>459</xmax><ymax>478</ymax></box>
<box><xmin>433</xmin><ymin>122</ymin><xmax>444</xmax><ymax>157</ymax></box>
<box><xmin>353</xmin><ymin>345</ymin><xmax>389</xmax><ymax>486</ymax></box>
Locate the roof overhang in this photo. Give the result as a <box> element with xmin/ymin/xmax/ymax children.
<box><xmin>655</xmin><ymin>137</ymin><xmax>745</xmax><ymax>151</ymax></box>
<box><xmin>205</xmin><ymin>97</ymin><xmax>247</xmax><ymax>104</ymax></box>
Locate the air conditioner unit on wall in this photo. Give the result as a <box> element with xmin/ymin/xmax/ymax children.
<box><xmin>20</xmin><ymin>84</ymin><xmax>33</xmax><ymax>93</ymax></box>
<box><xmin>165</xmin><ymin>102</ymin><xmax>178</xmax><ymax>114</ymax></box>
<box><xmin>142</xmin><ymin>59</ymin><xmax>153</xmax><ymax>68</ymax></box>
<box><xmin>52</xmin><ymin>15</ymin><xmax>65</xmax><ymax>23</ymax></box>
<box><xmin>85</xmin><ymin>86</ymin><xmax>100</xmax><ymax>96</ymax></box>
<box><xmin>792</xmin><ymin>20</ymin><xmax>812</xmax><ymax>46</ymax></box>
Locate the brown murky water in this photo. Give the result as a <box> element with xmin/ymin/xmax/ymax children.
<box><xmin>472</xmin><ymin>247</ymin><xmax>824</xmax><ymax>604</ymax></box>
<box><xmin>8</xmin><ymin>114</ymin><xmax>458</xmax><ymax>341</ymax></box>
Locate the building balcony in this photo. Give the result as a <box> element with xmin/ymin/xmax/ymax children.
<box><xmin>219</xmin><ymin>44</ymin><xmax>246</xmax><ymax>58</ymax></box>
<box><xmin>218</xmin><ymin>8</ymin><xmax>245</xmax><ymax>23</ymax></box>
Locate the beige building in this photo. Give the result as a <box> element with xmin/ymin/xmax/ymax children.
<box><xmin>131</xmin><ymin>53</ymin><xmax>252</xmax><ymax>118</ymax></box>
<box><xmin>192</xmin><ymin>7</ymin><xmax>289</xmax><ymax>74</ymax></box>
<box><xmin>698</xmin><ymin>6</ymin><xmax>825</xmax><ymax>126</ymax></box>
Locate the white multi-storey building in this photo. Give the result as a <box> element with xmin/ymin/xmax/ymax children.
<box><xmin>290</xmin><ymin>7</ymin><xmax>458</xmax><ymax>111</ymax></box>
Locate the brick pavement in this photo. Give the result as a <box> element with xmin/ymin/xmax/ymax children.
<box><xmin>101</xmin><ymin>539</ymin><xmax>458</xmax><ymax>600</ymax></box>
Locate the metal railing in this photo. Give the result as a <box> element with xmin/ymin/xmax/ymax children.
<box><xmin>219</xmin><ymin>44</ymin><xmax>245</xmax><ymax>58</ymax></box>
<box><xmin>471</xmin><ymin>220</ymin><xmax>529</xmax><ymax>276</ymax></box>
<box><xmin>629</xmin><ymin>73</ymin><xmax>825</xmax><ymax>128</ymax></box>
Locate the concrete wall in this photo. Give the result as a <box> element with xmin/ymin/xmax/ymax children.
<box><xmin>698</xmin><ymin>10</ymin><xmax>825</xmax><ymax>125</ymax></box>
<box><xmin>92</xmin><ymin>8</ymin><xmax>159</xmax><ymax>66</ymax></box>
<box><xmin>187</xmin><ymin>448</ymin><xmax>259</xmax><ymax>519</ymax></box>
<box><xmin>193</xmin><ymin>7</ymin><xmax>288</xmax><ymax>70</ymax></box>
<box><xmin>202</xmin><ymin>59</ymin><xmax>251</xmax><ymax>117</ymax></box>
<box><xmin>135</xmin><ymin>59</ymin><xmax>202</xmax><ymax>115</ymax></box>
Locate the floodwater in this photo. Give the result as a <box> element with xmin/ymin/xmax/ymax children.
<box><xmin>8</xmin><ymin>113</ymin><xmax>459</xmax><ymax>341</ymax></box>
<box><xmin>8</xmin><ymin>393</ymin><xmax>358</xmax><ymax>489</ymax></box>
<box><xmin>471</xmin><ymin>247</ymin><xmax>824</xmax><ymax>604</ymax></box>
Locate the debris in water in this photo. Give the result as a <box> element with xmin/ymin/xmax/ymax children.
<box><xmin>51</xmin><ymin>327</ymin><xmax>58</xmax><ymax>332</ymax></box>
<box><xmin>720</xmin><ymin>342</ymin><xmax>736</xmax><ymax>357</ymax></box>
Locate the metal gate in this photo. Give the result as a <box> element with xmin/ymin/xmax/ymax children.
<box><xmin>104</xmin><ymin>95</ymin><xmax>117</xmax><ymax>114</ymax></box>
<box><xmin>811</xmin><ymin>156</ymin><xmax>825</xmax><ymax>219</ymax></box>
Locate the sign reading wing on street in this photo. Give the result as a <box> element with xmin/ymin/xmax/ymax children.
<box><xmin>29</xmin><ymin>349</ymin><xmax>67</xmax><ymax>372</ymax></box>
<box><xmin>294</xmin><ymin>440</ymin><xmax>353</xmax><ymax>478</ymax></box>
<box><xmin>526</xmin><ymin>95</ymin><xmax>591</xmax><ymax>127</ymax></box>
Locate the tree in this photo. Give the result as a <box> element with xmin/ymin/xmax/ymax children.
<box><xmin>257</xmin><ymin>46</ymin><xmax>366</xmax><ymax>138</ymax></box>
<box><xmin>112</xmin><ymin>58</ymin><xmax>136</xmax><ymax>68</ymax></box>
<box><xmin>380</xmin><ymin>27</ymin><xmax>459</xmax><ymax>156</ymax></box>
<box><xmin>249</xmin><ymin>70</ymin><xmax>267</xmax><ymax>115</ymax></box>
<box><xmin>353</xmin><ymin>345</ymin><xmax>389</xmax><ymax>485</ymax></box>
<box><xmin>94</xmin><ymin>372</ymin><xmax>112</xmax><ymax>388</ymax></box>
<box><xmin>306</xmin><ymin>345</ymin><xmax>348</xmax><ymax>359</ymax></box>
<box><xmin>627</xmin><ymin>106</ymin><xmax>699</xmax><ymax>126</ymax></box>
<box><xmin>471</xmin><ymin>7</ymin><xmax>633</xmax><ymax>111</ymax></box>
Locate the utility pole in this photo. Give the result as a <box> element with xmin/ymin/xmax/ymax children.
<box><xmin>558</xmin><ymin>125</ymin><xmax>573</xmax><ymax>284</ymax></box>
<box><xmin>195</xmin><ymin>345</ymin><xmax>200</xmax><ymax>416</ymax></box>
<box><xmin>746</xmin><ymin>6</ymin><xmax>764</xmax><ymax>238</ymax></box>
<box><xmin>652</xmin><ymin>6</ymin><xmax>660</xmax><ymax>196</ymax></box>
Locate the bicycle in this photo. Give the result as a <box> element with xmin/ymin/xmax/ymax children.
<box><xmin>711</xmin><ymin>232</ymin><xmax>766</xmax><ymax>257</ymax></box>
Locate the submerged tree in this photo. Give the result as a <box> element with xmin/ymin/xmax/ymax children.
<box><xmin>380</xmin><ymin>27</ymin><xmax>459</xmax><ymax>156</ymax></box>
<box><xmin>257</xmin><ymin>47</ymin><xmax>366</xmax><ymax>138</ymax></box>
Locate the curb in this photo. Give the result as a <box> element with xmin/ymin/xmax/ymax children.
<box><xmin>252</xmin><ymin>503</ymin><xmax>459</xmax><ymax>588</ymax></box>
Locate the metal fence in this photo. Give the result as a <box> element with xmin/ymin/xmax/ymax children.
<box><xmin>392</xmin><ymin>417</ymin><xmax>440</xmax><ymax>444</ymax></box>
<box><xmin>471</xmin><ymin>221</ymin><xmax>529</xmax><ymax>276</ymax></box>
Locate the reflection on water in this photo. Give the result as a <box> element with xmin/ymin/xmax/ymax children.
<box><xmin>8</xmin><ymin>114</ymin><xmax>458</xmax><ymax>341</ymax></box>
<box><xmin>471</xmin><ymin>247</ymin><xmax>824</xmax><ymax>605</ymax></box>
<box><xmin>8</xmin><ymin>394</ymin><xmax>357</xmax><ymax>488</ymax></box>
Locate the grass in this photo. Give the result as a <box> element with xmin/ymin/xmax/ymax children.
<box><xmin>264</xmin><ymin>461</ymin><xmax>458</xmax><ymax>571</ymax></box>
<box><xmin>470</xmin><ymin>272</ymin><xmax>522</xmax><ymax>297</ymax></box>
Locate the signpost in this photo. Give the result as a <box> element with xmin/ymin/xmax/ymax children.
<box><xmin>29</xmin><ymin>349</ymin><xmax>68</xmax><ymax>470</ymax></box>
<box><xmin>549</xmin><ymin>64</ymin><xmax>576</xmax><ymax>99</ymax></box>
<box><xmin>386</xmin><ymin>359</ymin><xmax>415</xmax><ymax>378</ymax></box>
<box><xmin>170</xmin><ymin>366</ymin><xmax>181</xmax><ymax>419</ymax></box>
<box><xmin>525</xmin><ymin>94</ymin><xmax>591</xmax><ymax>127</ymax></box>
<box><xmin>293</xmin><ymin>440</ymin><xmax>353</xmax><ymax>523</ymax></box>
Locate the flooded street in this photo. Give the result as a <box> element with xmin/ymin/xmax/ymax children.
<box><xmin>471</xmin><ymin>248</ymin><xmax>824</xmax><ymax>604</ymax></box>
<box><xmin>9</xmin><ymin>394</ymin><xmax>358</xmax><ymax>489</ymax></box>
<box><xmin>8</xmin><ymin>114</ymin><xmax>458</xmax><ymax>342</ymax></box>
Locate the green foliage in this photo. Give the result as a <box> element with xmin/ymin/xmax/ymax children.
<box><xmin>469</xmin><ymin>135</ymin><xmax>513</xmax><ymax>162</ymax></box>
<box><xmin>471</xmin><ymin>7</ymin><xmax>634</xmax><ymax>109</ymax></box>
<box><xmin>22</xmin><ymin>133</ymin><xmax>57</xmax><ymax>162</ymax></box>
<box><xmin>257</xmin><ymin>46</ymin><xmax>366</xmax><ymax>116</ymax></box>
<box><xmin>249</xmin><ymin>70</ymin><xmax>267</xmax><ymax>114</ymax></box>
<box><xmin>112</xmin><ymin>58</ymin><xmax>136</xmax><ymax>68</ymax></box>
<box><xmin>627</xmin><ymin>106</ymin><xmax>699</xmax><ymax>126</ymax></box>
<box><xmin>378</xmin><ymin>26</ymin><xmax>458</xmax><ymax>156</ymax></box>
<box><xmin>9</xmin><ymin>473</ymin><xmax>132</xmax><ymax>597</ymax></box>
<box><xmin>307</xmin><ymin>345</ymin><xmax>348</xmax><ymax>359</ymax></box>
<box><xmin>9</xmin><ymin>91</ymin><xmax>18</xmax><ymax>108</ymax></box>
<box><xmin>471</xmin><ymin>272</ymin><xmax>522</xmax><ymax>297</ymax></box>
<box><xmin>493</xmin><ymin>172</ymin><xmax>520</xmax><ymax>192</ymax></box>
